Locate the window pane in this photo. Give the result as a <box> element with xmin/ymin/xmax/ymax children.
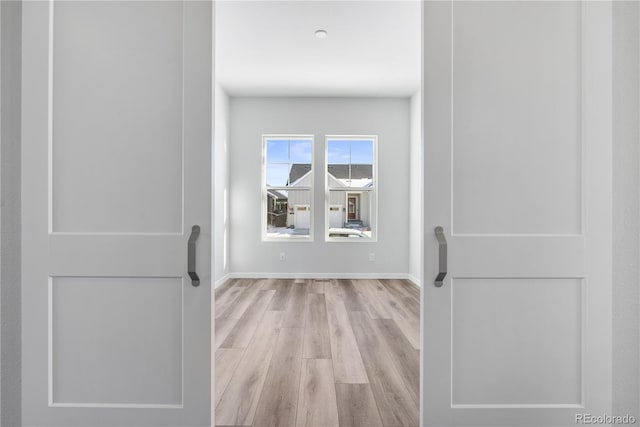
<box><xmin>264</xmin><ymin>136</ymin><xmax>313</xmax><ymax>241</ymax></box>
<box><xmin>327</xmin><ymin>190</ymin><xmax>372</xmax><ymax>239</ymax></box>
<box><xmin>350</xmin><ymin>140</ymin><xmax>373</xmax><ymax>164</ymax></box>
<box><xmin>349</xmin><ymin>164</ymin><xmax>373</xmax><ymax>187</ymax></box>
<box><xmin>327</xmin><ymin>140</ymin><xmax>373</xmax><ymax>187</ymax></box>
<box><xmin>266</xmin><ymin>139</ymin><xmax>289</xmax><ymax>163</ymax></box>
<box><xmin>290</xmin><ymin>139</ymin><xmax>312</xmax><ymax>164</ymax></box>
<box><xmin>328</xmin><ymin>163</ymin><xmax>372</xmax><ymax>188</ymax></box>
<box><xmin>266</xmin><ymin>189</ymin><xmax>311</xmax><ymax>238</ymax></box>
<box><xmin>266</xmin><ymin>164</ymin><xmax>290</xmax><ymax>187</ymax></box>
<box><xmin>327</xmin><ymin>141</ymin><xmax>350</xmax><ymax>164</ymax></box>
<box><xmin>288</xmin><ymin>163</ymin><xmax>312</xmax><ymax>186</ymax></box>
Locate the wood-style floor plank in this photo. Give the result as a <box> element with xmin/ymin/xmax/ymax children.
<box><xmin>215</xmin><ymin>285</ymin><xmax>246</xmax><ymax>319</ymax></box>
<box><xmin>349</xmin><ymin>310</ymin><xmax>419</xmax><ymax>426</ymax></box>
<box><xmin>352</xmin><ymin>279</ymin><xmax>393</xmax><ymax>319</ymax></box>
<box><xmin>215</xmin><ymin>317</ymin><xmax>239</xmax><ymax>350</ymax></box>
<box><xmin>380</xmin><ymin>279</ymin><xmax>419</xmax><ymax>305</ymax></box>
<box><xmin>282</xmin><ymin>282</ymin><xmax>308</xmax><ymax>327</ymax></box>
<box><xmin>218</xmin><ymin>281</ymin><xmax>264</xmax><ymax>320</ymax></box>
<box><xmin>253</xmin><ymin>327</ymin><xmax>304</xmax><ymax>427</ymax></box>
<box><xmin>214</xmin><ymin>348</ymin><xmax>244</xmax><ymax>407</ymax></box>
<box><xmin>324</xmin><ymin>282</ymin><xmax>368</xmax><ymax>384</ymax></box>
<box><xmin>309</xmin><ymin>280</ymin><xmax>328</xmax><ymax>293</ymax></box>
<box><xmin>220</xmin><ymin>290</ymin><xmax>276</xmax><ymax>348</ymax></box>
<box><xmin>401</xmin><ymin>280</ymin><xmax>421</xmax><ymax>300</ymax></box>
<box><xmin>303</xmin><ymin>293</ymin><xmax>332</xmax><ymax>359</ymax></box>
<box><xmin>214</xmin><ymin>278</ymin><xmax>420</xmax><ymax>427</ymax></box>
<box><xmin>336</xmin><ymin>383</ymin><xmax>383</xmax><ymax>427</ymax></box>
<box><xmin>374</xmin><ymin>319</ymin><xmax>420</xmax><ymax>405</ymax></box>
<box><xmin>214</xmin><ymin>278</ymin><xmax>235</xmax><ymax>295</ymax></box>
<box><xmin>375</xmin><ymin>287</ymin><xmax>420</xmax><ymax>350</ymax></box>
<box><xmin>335</xmin><ymin>279</ymin><xmax>365</xmax><ymax>311</ymax></box>
<box><xmin>257</xmin><ymin>278</ymin><xmax>278</xmax><ymax>290</ymax></box>
<box><xmin>267</xmin><ymin>279</ymin><xmax>293</xmax><ymax>311</ymax></box>
<box><xmin>215</xmin><ymin>311</ymin><xmax>283</xmax><ymax>426</ymax></box>
<box><xmin>296</xmin><ymin>359</ymin><xmax>340</xmax><ymax>426</ymax></box>
<box><xmin>402</xmin><ymin>296</ymin><xmax>420</xmax><ymax>320</ymax></box>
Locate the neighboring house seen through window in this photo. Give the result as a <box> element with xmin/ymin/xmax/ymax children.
<box><xmin>326</xmin><ymin>136</ymin><xmax>377</xmax><ymax>241</ymax></box>
<box><xmin>262</xmin><ymin>135</ymin><xmax>313</xmax><ymax>240</ymax></box>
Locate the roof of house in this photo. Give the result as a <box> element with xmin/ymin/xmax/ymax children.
<box><xmin>327</xmin><ymin>164</ymin><xmax>373</xmax><ymax>180</ymax></box>
<box><xmin>288</xmin><ymin>164</ymin><xmax>312</xmax><ymax>185</ymax></box>
<box><xmin>286</xmin><ymin>164</ymin><xmax>373</xmax><ymax>187</ymax></box>
<box><xmin>287</xmin><ymin>163</ymin><xmax>372</xmax><ymax>183</ymax></box>
<box><xmin>267</xmin><ymin>189</ymin><xmax>288</xmax><ymax>200</ymax></box>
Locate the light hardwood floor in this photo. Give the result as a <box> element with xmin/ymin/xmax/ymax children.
<box><xmin>215</xmin><ymin>278</ymin><xmax>420</xmax><ymax>427</ymax></box>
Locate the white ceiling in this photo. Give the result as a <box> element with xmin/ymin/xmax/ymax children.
<box><xmin>215</xmin><ymin>1</ymin><xmax>421</xmax><ymax>97</ymax></box>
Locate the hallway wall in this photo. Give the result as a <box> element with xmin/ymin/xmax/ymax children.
<box><xmin>408</xmin><ymin>91</ymin><xmax>422</xmax><ymax>285</ymax></box>
<box><xmin>228</xmin><ymin>97</ymin><xmax>411</xmax><ymax>277</ymax></box>
<box><xmin>214</xmin><ymin>84</ymin><xmax>230</xmax><ymax>286</ymax></box>
<box><xmin>612</xmin><ymin>0</ymin><xmax>640</xmax><ymax>419</ymax></box>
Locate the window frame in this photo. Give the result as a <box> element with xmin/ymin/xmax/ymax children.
<box><xmin>261</xmin><ymin>134</ymin><xmax>315</xmax><ymax>242</ymax></box>
<box><xmin>325</xmin><ymin>135</ymin><xmax>378</xmax><ymax>242</ymax></box>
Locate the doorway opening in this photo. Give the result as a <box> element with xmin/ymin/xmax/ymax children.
<box><xmin>212</xmin><ymin>1</ymin><xmax>423</xmax><ymax>426</ymax></box>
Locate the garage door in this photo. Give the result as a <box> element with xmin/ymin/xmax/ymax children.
<box><xmin>329</xmin><ymin>205</ymin><xmax>342</xmax><ymax>228</ymax></box>
<box><xmin>294</xmin><ymin>205</ymin><xmax>310</xmax><ymax>229</ymax></box>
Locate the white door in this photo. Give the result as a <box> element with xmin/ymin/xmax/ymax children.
<box><xmin>294</xmin><ymin>205</ymin><xmax>311</xmax><ymax>229</ymax></box>
<box><xmin>22</xmin><ymin>1</ymin><xmax>212</xmax><ymax>426</ymax></box>
<box><xmin>423</xmin><ymin>1</ymin><xmax>611</xmax><ymax>426</ymax></box>
<box><xmin>329</xmin><ymin>205</ymin><xmax>343</xmax><ymax>228</ymax></box>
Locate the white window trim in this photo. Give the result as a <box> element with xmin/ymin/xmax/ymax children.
<box><xmin>261</xmin><ymin>134</ymin><xmax>314</xmax><ymax>242</ymax></box>
<box><xmin>325</xmin><ymin>135</ymin><xmax>378</xmax><ymax>242</ymax></box>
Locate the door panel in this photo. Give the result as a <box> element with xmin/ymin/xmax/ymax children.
<box><xmin>451</xmin><ymin>2</ymin><xmax>582</xmax><ymax>235</ymax></box>
<box><xmin>22</xmin><ymin>1</ymin><xmax>212</xmax><ymax>425</ymax></box>
<box><xmin>451</xmin><ymin>278</ymin><xmax>582</xmax><ymax>406</ymax></box>
<box><xmin>51</xmin><ymin>1</ymin><xmax>183</xmax><ymax>233</ymax></box>
<box><xmin>51</xmin><ymin>277</ymin><xmax>183</xmax><ymax>406</ymax></box>
<box><xmin>423</xmin><ymin>1</ymin><xmax>611</xmax><ymax>425</ymax></box>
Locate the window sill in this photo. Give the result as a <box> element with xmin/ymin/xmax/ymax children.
<box><xmin>262</xmin><ymin>236</ymin><xmax>314</xmax><ymax>243</ymax></box>
<box><xmin>325</xmin><ymin>236</ymin><xmax>377</xmax><ymax>243</ymax></box>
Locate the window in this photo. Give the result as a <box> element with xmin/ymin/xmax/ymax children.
<box><xmin>326</xmin><ymin>136</ymin><xmax>377</xmax><ymax>241</ymax></box>
<box><xmin>262</xmin><ymin>135</ymin><xmax>313</xmax><ymax>240</ymax></box>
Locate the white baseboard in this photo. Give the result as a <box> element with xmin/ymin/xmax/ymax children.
<box><xmin>226</xmin><ymin>272</ymin><xmax>416</xmax><ymax>281</ymax></box>
<box><xmin>407</xmin><ymin>274</ymin><xmax>422</xmax><ymax>288</ymax></box>
<box><xmin>214</xmin><ymin>273</ymin><xmax>232</xmax><ymax>289</ymax></box>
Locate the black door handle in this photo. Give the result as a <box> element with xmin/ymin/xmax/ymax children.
<box><xmin>188</xmin><ymin>225</ymin><xmax>200</xmax><ymax>286</ymax></box>
<box><xmin>434</xmin><ymin>226</ymin><xmax>447</xmax><ymax>287</ymax></box>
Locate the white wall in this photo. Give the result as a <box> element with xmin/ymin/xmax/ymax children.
<box><xmin>612</xmin><ymin>1</ymin><xmax>640</xmax><ymax>418</ymax></box>
<box><xmin>229</xmin><ymin>97</ymin><xmax>410</xmax><ymax>276</ymax></box>
<box><xmin>214</xmin><ymin>83</ymin><xmax>230</xmax><ymax>286</ymax></box>
<box><xmin>408</xmin><ymin>91</ymin><xmax>422</xmax><ymax>285</ymax></box>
